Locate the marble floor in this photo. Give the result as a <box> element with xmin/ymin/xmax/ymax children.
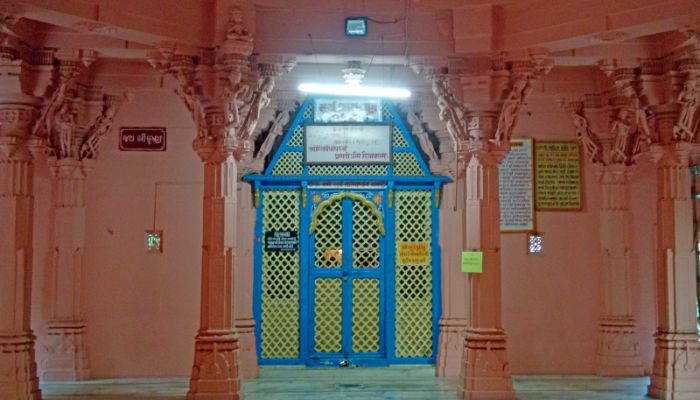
<box><xmin>41</xmin><ymin>366</ymin><xmax>652</xmax><ymax>399</ymax></box>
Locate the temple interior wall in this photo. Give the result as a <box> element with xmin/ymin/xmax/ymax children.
<box><xmin>27</xmin><ymin>70</ymin><xmax>658</xmax><ymax>378</ymax></box>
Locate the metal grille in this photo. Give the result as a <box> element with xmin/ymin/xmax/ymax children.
<box><xmin>314</xmin><ymin>200</ymin><xmax>342</xmax><ymax>268</ymax></box>
<box><xmin>314</xmin><ymin>278</ymin><xmax>342</xmax><ymax>352</ymax></box>
<box><xmin>308</xmin><ymin>164</ymin><xmax>388</xmax><ymax>176</ymax></box>
<box><xmin>303</xmin><ymin>103</ymin><xmax>314</xmax><ymax>119</ymax></box>
<box><xmin>392</xmin><ymin>125</ymin><xmax>408</xmax><ymax>148</ymax></box>
<box><xmin>394</xmin><ymin>190</ymin><xmax>433</xmax><ymax>357</ymax></box>
<box><xmin>261</xmin><ymin>190</ymin><xmax>300</xmax><ymax>358</ymax></box>
<box><xmin>271</xmin><ymin>152</ymin><xmax>303</xmax><ymax>175</ymax></box>
<box><xmin>393</xmin><ymin>152</ymin><xmax>424</xmax><ymax>176</ymax></box>
<box><xmin>352</xmin><ymin>279</ymin><xmax>380</xmax><ymax>352</ymax></box>
<box><xmin>288</xmin><ymin>125</ymin><xmax>304</xmax><ymax>146</ymax></box>
<box><xmin>352</xmin><ymin>200</ymin><xmax>379</xmax><ymax>269</ymax></box>
<box><xmin>382</xmin><ymin>104</ymin><xmax>392</xmax><ymax>120</ymax></box>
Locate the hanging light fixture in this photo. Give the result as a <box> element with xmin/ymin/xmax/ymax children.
<box><xmin>299</xmin><ymin>60</ymin><xmax>411</xmax><ymax>99</ymax></box>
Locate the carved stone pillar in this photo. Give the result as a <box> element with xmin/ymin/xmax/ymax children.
<box><xmin>188</xmin><ymin>135</ymin><xmax>241</xmax><ymax>399</ymax></box>
<box><xmin>234</xmin><ymin>172</ymin><xmax>258</xmax><ymax>379</ymax></box>
<box><xmin>595</xmin><ymin>165</ymin><xmax>644</xmax><ymax>376</ymax></box>
<box><xmin>42</xmin><ymin>158</ymin><xmax>91</xmax><ymax>381</ymax></box>
<box><xmin>436</xmin><ymin>176</ymin><xmax>468</xmax><ymax>377</ymax></box>
<box><xmin>0</xmin><ymin>98</ymin><xmax>42</xmax><ymax>400</ymax></box>
<box><xmin>459</xmin><ymin>117</ymin><xmax>515</xmax><ymax>399</ymax></box>
<box><xmin>568</xmin><ymin>64</ymin><xmax>651</xmax><ymax>375</ymax></box>
<box><xmin>647</xmin><ymin>114</ymin><xmax>700</xmax><ymax>399</ymax></box>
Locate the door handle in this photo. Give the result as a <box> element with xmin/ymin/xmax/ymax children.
<box><xmin>342</xmin><ymin>271</ymin><xmax>348</xmax><ymax>282</ymax></box>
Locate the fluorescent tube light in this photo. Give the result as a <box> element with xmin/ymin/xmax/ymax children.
<box><xmin>298</xmin><ymin>83</ymin><xmax>411</xmax><ymax>99</ymax></box>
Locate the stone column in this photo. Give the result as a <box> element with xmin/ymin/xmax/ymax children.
<box><xmin>436</xmin><ymin>174</ymin><xmax>469</xmax><ymax>377</ymax></box>
<box><xmin>42</xmin><ymin>158</ymin><xmax>91</xmax><ymax>381</ymax></box>
<box><xmin>188</xmin><ymin>135</ymin><xmax>241</xmax><ymax>400</ymax></box>
<box><xmin>0</xmin><ymin>97</ymin><xmax>42</xmax><ymax>400</ymax></box>
<box><xmin>595</xmin><ymin>165</ymin><xmax>644</xmax><ymax>376</ymax></box>
<box><xmin>647</xmin><ymin>112</ymin><xmax>700</xmax><ymax>399</ymax></box>
<box><xmin>459</xmin><ymin>120</ymin><xmax>515</xmax><ymax>399</ymax></box>
<box><xmin>234</xmin><ymin>176</ymin><xmax>258</xmax><ymax>379</ymax></box>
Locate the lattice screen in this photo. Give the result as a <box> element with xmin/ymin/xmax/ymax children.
<box><xmin>261</xmin><ymin>190</ymin><xmax>300</xmax><ymax>358</ymax></box>
<box><xmin>288</xmin><ymin>125</ymin><xmax>304</xmax><ymax>146</ymax></box>
<box><xmin>352</xmin><ymin>200</ymin><xmax>380</xmax><ymax>269</ymax></box>
<box><xmin>352</xmin><ymin>278</ymin><xmax>380</xmax><ymax>352</ymax></box>
<box><xmin>393</xmin><ymin>152</ymin><xmax>425</xmax><ymax>176</ymax></box>
<box><xmin>313</xmin><ymin>200</ymin><xmax>342</xmax><ymax>268</ymax></box>
<box><xmin>308</xmin><ymin>164</ymin><xmax>388</xmax><ymax>176</ymax></box>
<box><xmin>392</xmin><ymin>125</ymin><xmax>409</xmax><ymax>147</ymax></box>
<box><xmin>314</xmin><ymin>278</ymin><xmax>342</xmax><ymax>352</ymax></box>
<box><xmin>271</xmin><ymin>152</ymin><xmax>303</xmax><ymax>175</ymax></box>
<box><xmin>394</xmin><ymin>190</ymin><xmax>433</xmax><ymax>358</ymax></box>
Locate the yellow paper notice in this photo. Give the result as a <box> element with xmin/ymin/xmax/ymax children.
<box><xmin>397</xmin><ymin>242</ymin><xmax>430</xmax><ymax>265</ymax></box>
<box><xmin>461</xmin><ymin>251</ymin><xmax>483</xmax><ymax>273</ymax></box>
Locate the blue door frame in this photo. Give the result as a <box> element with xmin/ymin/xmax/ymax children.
<box><xmin>247</xmin><ymin>97</ymin><xmax>449</xmax><ymax>367</ymax></box>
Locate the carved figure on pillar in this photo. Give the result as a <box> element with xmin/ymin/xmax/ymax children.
<box><xmin>407</xmin><ymin>111</ymin><xmax>439</xmax><ymax>163</ymax></box>
<box><xmin>431</xmin><ymin>76</ymin><xmax>469</xmax><ymax>151</ymax></box>
<box><xmin>493</xmin><ymin>77</ymin><xmax>531</xmax><ymax>145</ymax></box>
<box><xmin>570</xmin><ymin>104</ymin><xmax>602</xmax><ymax>163</ymax></box>
<box><xmin>253</xmin><ymin>106</ymin><xmax>290</xmax><ymax>168</ymax></box>
<box><xmin>673</xmin><ymin>77</ymin><xmax>698</xmax><ymax>141</ymax></box>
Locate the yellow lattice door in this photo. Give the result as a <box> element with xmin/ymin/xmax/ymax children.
<box><xmin>309</xmin><ymin>191</ymin><xmax>384</xmax><ymax>365</ymax></box>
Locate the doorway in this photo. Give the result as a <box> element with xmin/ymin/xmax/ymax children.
<box><xmin>307</xmin><ymin>190</ymin><xmax>387</xmax><ymax>366</ymax></box>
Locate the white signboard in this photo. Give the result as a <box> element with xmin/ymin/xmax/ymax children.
<box><xmin>314</xmin><ymin>98</ymin><xmax>382</xmax><ymax>123</ymax></box>
<box><xmin>499</xmin><ymin>137</ymin><xmax>535</xmax><ymax>232</ymax></box>
<box><xmin>305</xmin><ymin>125</ymin><xmax>392</xmax><ymax>164</ymax></box>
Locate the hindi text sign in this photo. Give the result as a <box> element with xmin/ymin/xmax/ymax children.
<box><xmin>119</xmin><ymin>127</ymin><xmax>167</xmax><ymax>151</ymax></box>
<box><xmin>535</xmin><ymin>141</ymin><xmax>582</xmax><ymax>210</ymax></box>
<box><xmin>264</xmin><ymin>230</ymin><xmax>299</xmax><ymax>252</ymax></box>
<box><xmin>499</xmin><ymin>138</ymin><xmax>535</xmax><ymax>232</ymax></box>
<box><xmin>397</xmin><ymin>242</ymin><xmax>430</xmax><ymax>265</ymax></box>
<box><xmin>305</xmin><ymin>125</ymin><xmax>391</xmax><ymax>164</ymax></box>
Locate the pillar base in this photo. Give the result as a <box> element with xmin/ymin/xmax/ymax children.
<box><xmin>42</xmin><ymin>321</ymin><xmax>90</xmax><ymax>381</ymax></box>
<box><xmin>0</xmin><ymin>333</ymin><xmax>42</xmax><ymax>400</ymax></box>
<box><xmin>187</xmin><ymin>331</ymin><xmax>240</xmax><ymax>400</ymax></box>
<box><xmin>234</xmin><ymin>318</ymin><xmax>259</xmax><ymax>379</ymax></box>
<box><xmin>595</xmin><ymin>317</ymin><xmax>644</xmax><ymax>377</ymax></box>
<box><xmin>647</xmin><ymin>333</ymin><xmax>700</xmax><ymax>400</ymax></box>
<box><xmin>461</xmin><ymin>328</ymin><xmax>515</xmax><ymax>400</ymax></box>
<box><xmin>437</xmin><ymin>318</ymin><xmax>467</xmax><ymax>377</ymax></box>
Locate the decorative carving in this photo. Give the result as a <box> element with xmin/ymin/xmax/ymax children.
<box><xmin>80</xmin><ymin>94</ymin><xmax>129</xmax><ymax>159</ymax></box>
<box><xmin>493</xmin><ymin>77</ymin><xmax>532</xmax><ymax>146</ymax></box>
<box><xmin>253</xmin><ymin>106</ymin><xmax>291</xmax><ymax>166</ymax></box>
<box><xmin>673</xmin><ymin>76</ymin><xmax>698</xmax><ymax>142</ymax></box>
<box><xmin>407</xmin><ymin>111</ymin><xmax>439</xmax><ymax>163</ymax></box>
<box><xmin>569</xmin><ymin>102</ymin><xmax>602</xmax><ymax>163</ymax></box>
<box><xmin>430</xmin><ymin>75</ymin><xmax>468</xmax><ymax>150</ymax></box>
<box><xmin>148</xmin><ymin>7</ymin><xmax>294</xmax><ymax>163</ymax></box>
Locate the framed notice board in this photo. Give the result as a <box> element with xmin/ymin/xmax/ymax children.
<box><xmin>534</xmin><ymin>141</ymin><xmax>582</xmax><ymax>211</ymax></box>
<box><xmin>499</xmin><ymin>137</ymin><xmax>535</xmax><ymax>232</ymax></box>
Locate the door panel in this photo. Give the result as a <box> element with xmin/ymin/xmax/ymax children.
<box><xmin>308</xmin><ymin>190</ymin><xmax>385</xmax><ymax>365</ymax></box>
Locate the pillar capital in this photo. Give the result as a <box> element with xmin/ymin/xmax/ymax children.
<box><xmin>148</xmin><ymin>5</ymin><xmax>294</xmax><ymax>163</ymax></box>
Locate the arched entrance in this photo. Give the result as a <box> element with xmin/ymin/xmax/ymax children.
<box><xmin>246</xmin><ymin>97</ymin><xmax>447</xmax><ymax>366</ymax></box>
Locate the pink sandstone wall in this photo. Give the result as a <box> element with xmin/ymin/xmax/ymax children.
<box><xmin>28</xmin><ymin>72</ymin><xmax>658</xmax><ymax>378</ymax></box>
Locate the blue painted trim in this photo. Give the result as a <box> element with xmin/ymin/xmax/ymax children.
<box><xmin>430</xmin><ymin>184</ymin><xmax>441</xmax><ymax>363</ymax></box>
<box><xmin>245</xmin><ymin>175</ymin><xmax>450</xmax><ymax>183</ymax></box>
<box><xmin>341</xmin><ymin>197</ymin><xmax>353</xmax><ymax>357</ymax></box>
<box><xmin>299</xmin><ymin>182</ymin><xmax>310</xmax><ymax>361</ymax></box>
<box><xmin>253</xmin><ymin>182</ymin><xmax>263</xmax><ymax>362</ymax></box>
<box><xmin>385</xmin><ymin>182</ymin><xmax>397</xmax><ymax>361</ymax></box>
